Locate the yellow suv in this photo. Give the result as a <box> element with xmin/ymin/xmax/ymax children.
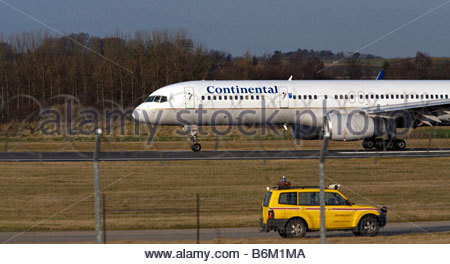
<box><xmin>259</xmin><ymin>179</ymin><xmax>387</xmax><ymax>238</ymax></box>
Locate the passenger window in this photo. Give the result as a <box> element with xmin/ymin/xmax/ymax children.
<box><xmin>375</xmin><ymin>94</ymin><xmax>379</xmax><ymax>99</ymax></box>
<box><xmin>381</xmin><ymin>95</ymin><xmax>384</xmax><ymax>99</ymax></box>
<box><xmin>201</xmin><ymin>96</ymin><xmax>205</xmax><ymax>100</ymax></box>
<box><xmin>314</xmin><ymin>95</ymin><xmax>317</xmax><ymax>99</ymax></box>
<box><xmin>360</xmin><ymin>95</ymin><xmax>363</xmax><ymax>100</ymax></box>
<box><xmin>391</xmin><ymin>95</ymin><xmax>394</xmax><ymax>99</ymax></box>
<box><xmin>345</xmin><ymin>95</ymin><xmax>348</xmax><ymax>100</ymax></box>
<box><xmin>339</xmin><ymin>95</ymin><xmax>343</xmax><ymax>99</ymax></box>
<box><xmin>335</xmin><ymin>95</ymin><xmax>338</xmax><ymax>99</ymax></box>
<box><xmin>396</xmin><ymin>94</ymin><xmax>399</xmax><ymax>99</ymax></box>
<box><xmin>245</xmin><ymin>95</ymin><xmax>249</xmax><ymax>100</ymax></box>
<box><xmin>325</xmin><ymin>192</ymin><xmax>346</xmax><ymax>206</ymax></box>
<box><xmin>208</xmin><ymin>96</ymin><xmax>211</xmax><ymax>100</ymax></box>
<box><xmin>371</xmin><ymin>94</ymin><xmax>374</xmax><ymax>99</ymax></box>
<box><xmin>224</xmin><ymin>95</ymin><xmax>227</xmax><ymax>100</ymax></box>
<box><xmin>304</xmin><ymin>95</ymin><xmax>307</xmax><ymax>100</ymax></box>
<box><xmin>218</xmin><ymin>96</ymin><xmax>222</xmax><ymax>100</ymax></box>
<box><xmin>279</xmin><ymin>192</ymin><xmax>297</xmax><ymax>205</ymax></box>
<box><xmin>293</xmin><ymin>95</ymin><xmax>296</xmax><ymax>99</ymax></box>
<box><xmin>251</xmin><ymin>95</ymin><xmax>254</xmax><ymax>100</ymax></box>
<box><xmin>256</xmin><ymin>95</ymin><xmax>260</xmax><ymax>100</ymax></box>
<box><xmin>240</xmin><ymin>95</ymin><xmax>244</xmax><ymax>100</ymax></box>
<box><xmin>235</xmin><ymin>95</ymin><xmax>238</xmax><ymax>100</ymax></box>
<box><xmin>298</xmin><ymin>192</ymin><xmax>319</xmax><ymax>206</ymax></box>
<box><xmin>324</xmin><ymin>95</ymin><xmax>328</xmax><ymax>99</ymax></box>
<box><xmin>365</xmin><ymin>95</ymin><xmax>369</xmax><ymax>99</ymax></box>
<box><xmin>213</xmin><ymin>96</ymin><xmax>217</xmax><ymax>100</ymax></box>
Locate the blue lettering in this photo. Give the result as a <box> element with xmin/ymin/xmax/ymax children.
<box><xmin>207</xmin><ymin>86</ymin><xmax>214</xmax><ymax>94</ymax></box>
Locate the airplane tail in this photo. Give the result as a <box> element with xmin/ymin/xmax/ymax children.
<box><xmin>376</xmin><ymin>70</ymin><xmax>385</xmax><ymax>80</ymax></box>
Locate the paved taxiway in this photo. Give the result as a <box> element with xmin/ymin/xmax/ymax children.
<box><xmin>1</xmin><ymin>221</ymin><xmax>449</xmax><ymax>243</ymax></box>
<box><xmin>1</xmin><ymin>148</ymin><xmax>450</xmax><ymax>162</ymax></box>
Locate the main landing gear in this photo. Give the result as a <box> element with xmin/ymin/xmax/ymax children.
<box><xmin>362</xmin><ymin>138</ymin><xmax>406</xmax><ymax>151</ymax></box>
<box><xmin>187</xmin><ymin>126</ymin><xmax>201</xmax><ymax>152</ymax></box>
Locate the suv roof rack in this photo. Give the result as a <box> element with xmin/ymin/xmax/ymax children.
<box><xmin>273</xmin><ymin>185</ymin><xmax>323</xmax><ymax>190</ymax></box>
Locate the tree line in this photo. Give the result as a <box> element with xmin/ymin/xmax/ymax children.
<box><xmin>0</xmin><ymin>29</ymin><xmax>449</xmax><ymax>123</ymax></box>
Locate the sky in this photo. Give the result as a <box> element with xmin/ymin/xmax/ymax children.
<box><xmin>0</xmin><ymin>0</ymin><xmax>450</xmax><ymax>58</ymax></box>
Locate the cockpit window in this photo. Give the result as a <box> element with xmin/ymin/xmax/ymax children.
<box><xmin>144</xmin><ymin>95</ymin><xmax>167</xmax><ymax>103</ymax></box>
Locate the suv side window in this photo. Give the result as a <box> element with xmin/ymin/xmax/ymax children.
<box><xmin>279</xmin><ymin>192</ymin><xmax>297</xmax><ymax>205</ymax></box>
<box><xmin>325</xmin><ymin>192</ymin><xmax>347</xmax><ymax>205</ymax></box>
<box><xmin>299</xmin><ymin>192</ymin><xmax>319</xmax><ymax>206</ymax></box>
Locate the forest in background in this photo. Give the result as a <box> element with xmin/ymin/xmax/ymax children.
<box><xmin>1</xmin><ymin>29</ymin><xmax>450</xmax><ymax>124</ymax></box>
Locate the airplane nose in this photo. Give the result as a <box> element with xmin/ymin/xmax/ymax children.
<box><xmin>132</xmin><ymin>109</ymin><xmax>141</xmax><ymax>122</ymax></box>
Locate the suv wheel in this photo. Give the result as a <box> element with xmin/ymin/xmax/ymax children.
<box><xmin>359</xmin><ymin>215</ymin><xmax>380</xmax><ymax>236</ymax></box>
<box><xmin>286</xmin><ymin>219</ymin><xmax>306</xmax><ymax>238</ymax></box>
<box><xmin>278</xmin><ymin>230</ymin><xmax>287</xmax><ymax>238</ymax></box>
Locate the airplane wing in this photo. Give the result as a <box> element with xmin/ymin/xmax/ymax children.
<box><xmin>362</xmin><ymin>99</ymin><xmax>450</xmax><ymax>126</ymax></box>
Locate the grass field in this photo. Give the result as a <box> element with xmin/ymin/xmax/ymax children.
<box><xmin>1</xmin><ymin>125</ymin><xmax>449</xmax><ymax>152</ymax></box>
<box><xmin>0</xmin><ymin>157</ymin><xmax>449</xmax><ymax>233</ymax></box>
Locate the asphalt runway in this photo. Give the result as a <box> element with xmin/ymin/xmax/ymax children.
<box><xmin>1</xmin><ymin>148</ymin><xmax>450</xmax><ymax>162</ymax></box>
<box><xmin>1</xmin><ymin>221</ymin><xmax>449</xmax><ymax>243</ymax></box>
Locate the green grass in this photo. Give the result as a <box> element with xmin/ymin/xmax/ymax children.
<box><xmin>0</xmin><ymin>158</ymin><xmax>449</xmax><ymax>232</ymax></box>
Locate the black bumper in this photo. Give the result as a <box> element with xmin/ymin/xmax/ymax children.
<box><xmin>259</xmin><ymin>218</ymin><xmax>288</xmax><ymax>232</ymax></box>
<box><xmin>378</xmin><ymin>213</ymin><xmax>387</xmax><ymax>227</ymax></box>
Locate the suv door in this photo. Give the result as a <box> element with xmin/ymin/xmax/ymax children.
<box><xmin>325</xmin><ymin>192</ymin><xmax>355</xmax><ymax>229</ymax></box>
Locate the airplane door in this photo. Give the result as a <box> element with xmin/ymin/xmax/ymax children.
<box><xmin>279</xmin><ymin>86</ymin><xmax>289</xmax><ymax>108</ymax></box>
<box><xmin>184</xmin><ymin>87</ymin><xmax>195</xmax><ymax>109</ymax></box>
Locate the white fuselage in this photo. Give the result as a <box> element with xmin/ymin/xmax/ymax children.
<box><xmin>132</xmin><ymin>80</ymin><xmax>450</xmax><ymax>127</ymax></box>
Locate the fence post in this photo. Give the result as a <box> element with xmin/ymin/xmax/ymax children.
<box><xmin>93</xmin><ymin>128</ymin><xmax>103</xmax><ymax>244</ymax></box>
<box><xmin>103</xmin><ymin>193</ymin><xmax>107</xmax><ymax>244</ymax></box>
<box><xmin>319</xmin><ymin>120</ymin><xmax>330</xmax><ymax>244</ymax></box>
<box><xmin>196</xmin><ymin>193</ymin><xmax>200</xmax><ymax>244</ymax></box>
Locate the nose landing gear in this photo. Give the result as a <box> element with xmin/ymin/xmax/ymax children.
<box><xmin>186</xmin><ymin>125</ymin><xmax>202</xmax><ymax>152</ymax></box>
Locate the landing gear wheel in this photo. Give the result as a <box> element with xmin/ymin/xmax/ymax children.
<box><xmin>358</xmin><ymin>215</ymin><xmax>380</xmax><ymax>237</ymax></box>
<box><xmin>394</xmin><ymin>139</ymin><xmax>406</xmax><ymax>150</ymax></box>
<box><xmin>362</xmin><ymin>138</ymin><xmax>375</xmax><ymax>150</ymax></box>
<box><xmin>191</xmin><ymin>143</ymin><xmax>201</xmax><ymax>152</ymax></box>
<box><xmin>285</xmin><ymin>219</ymin><xmax>306</xmax><ymax>238</ymax></box>
<box><xmin>375</xmin><ymin>138</ymin><xmax>384</xmax><ymax>151</ymax></box>
<box><xmin>384</xmin><ymin>139</ymin><xmax>395</xmax><ymax>150</ymax></box>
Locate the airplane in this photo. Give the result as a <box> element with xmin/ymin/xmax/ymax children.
<box><xmin>132</xmin><ymin>79</ymin><xmax>450</xmax><ymax>152</ymax></box>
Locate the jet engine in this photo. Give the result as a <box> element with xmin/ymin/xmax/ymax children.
<box><xmin>326</xmin><ymin>111</ymin><xmax>387</xmax><ymax>141</ymax></box>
